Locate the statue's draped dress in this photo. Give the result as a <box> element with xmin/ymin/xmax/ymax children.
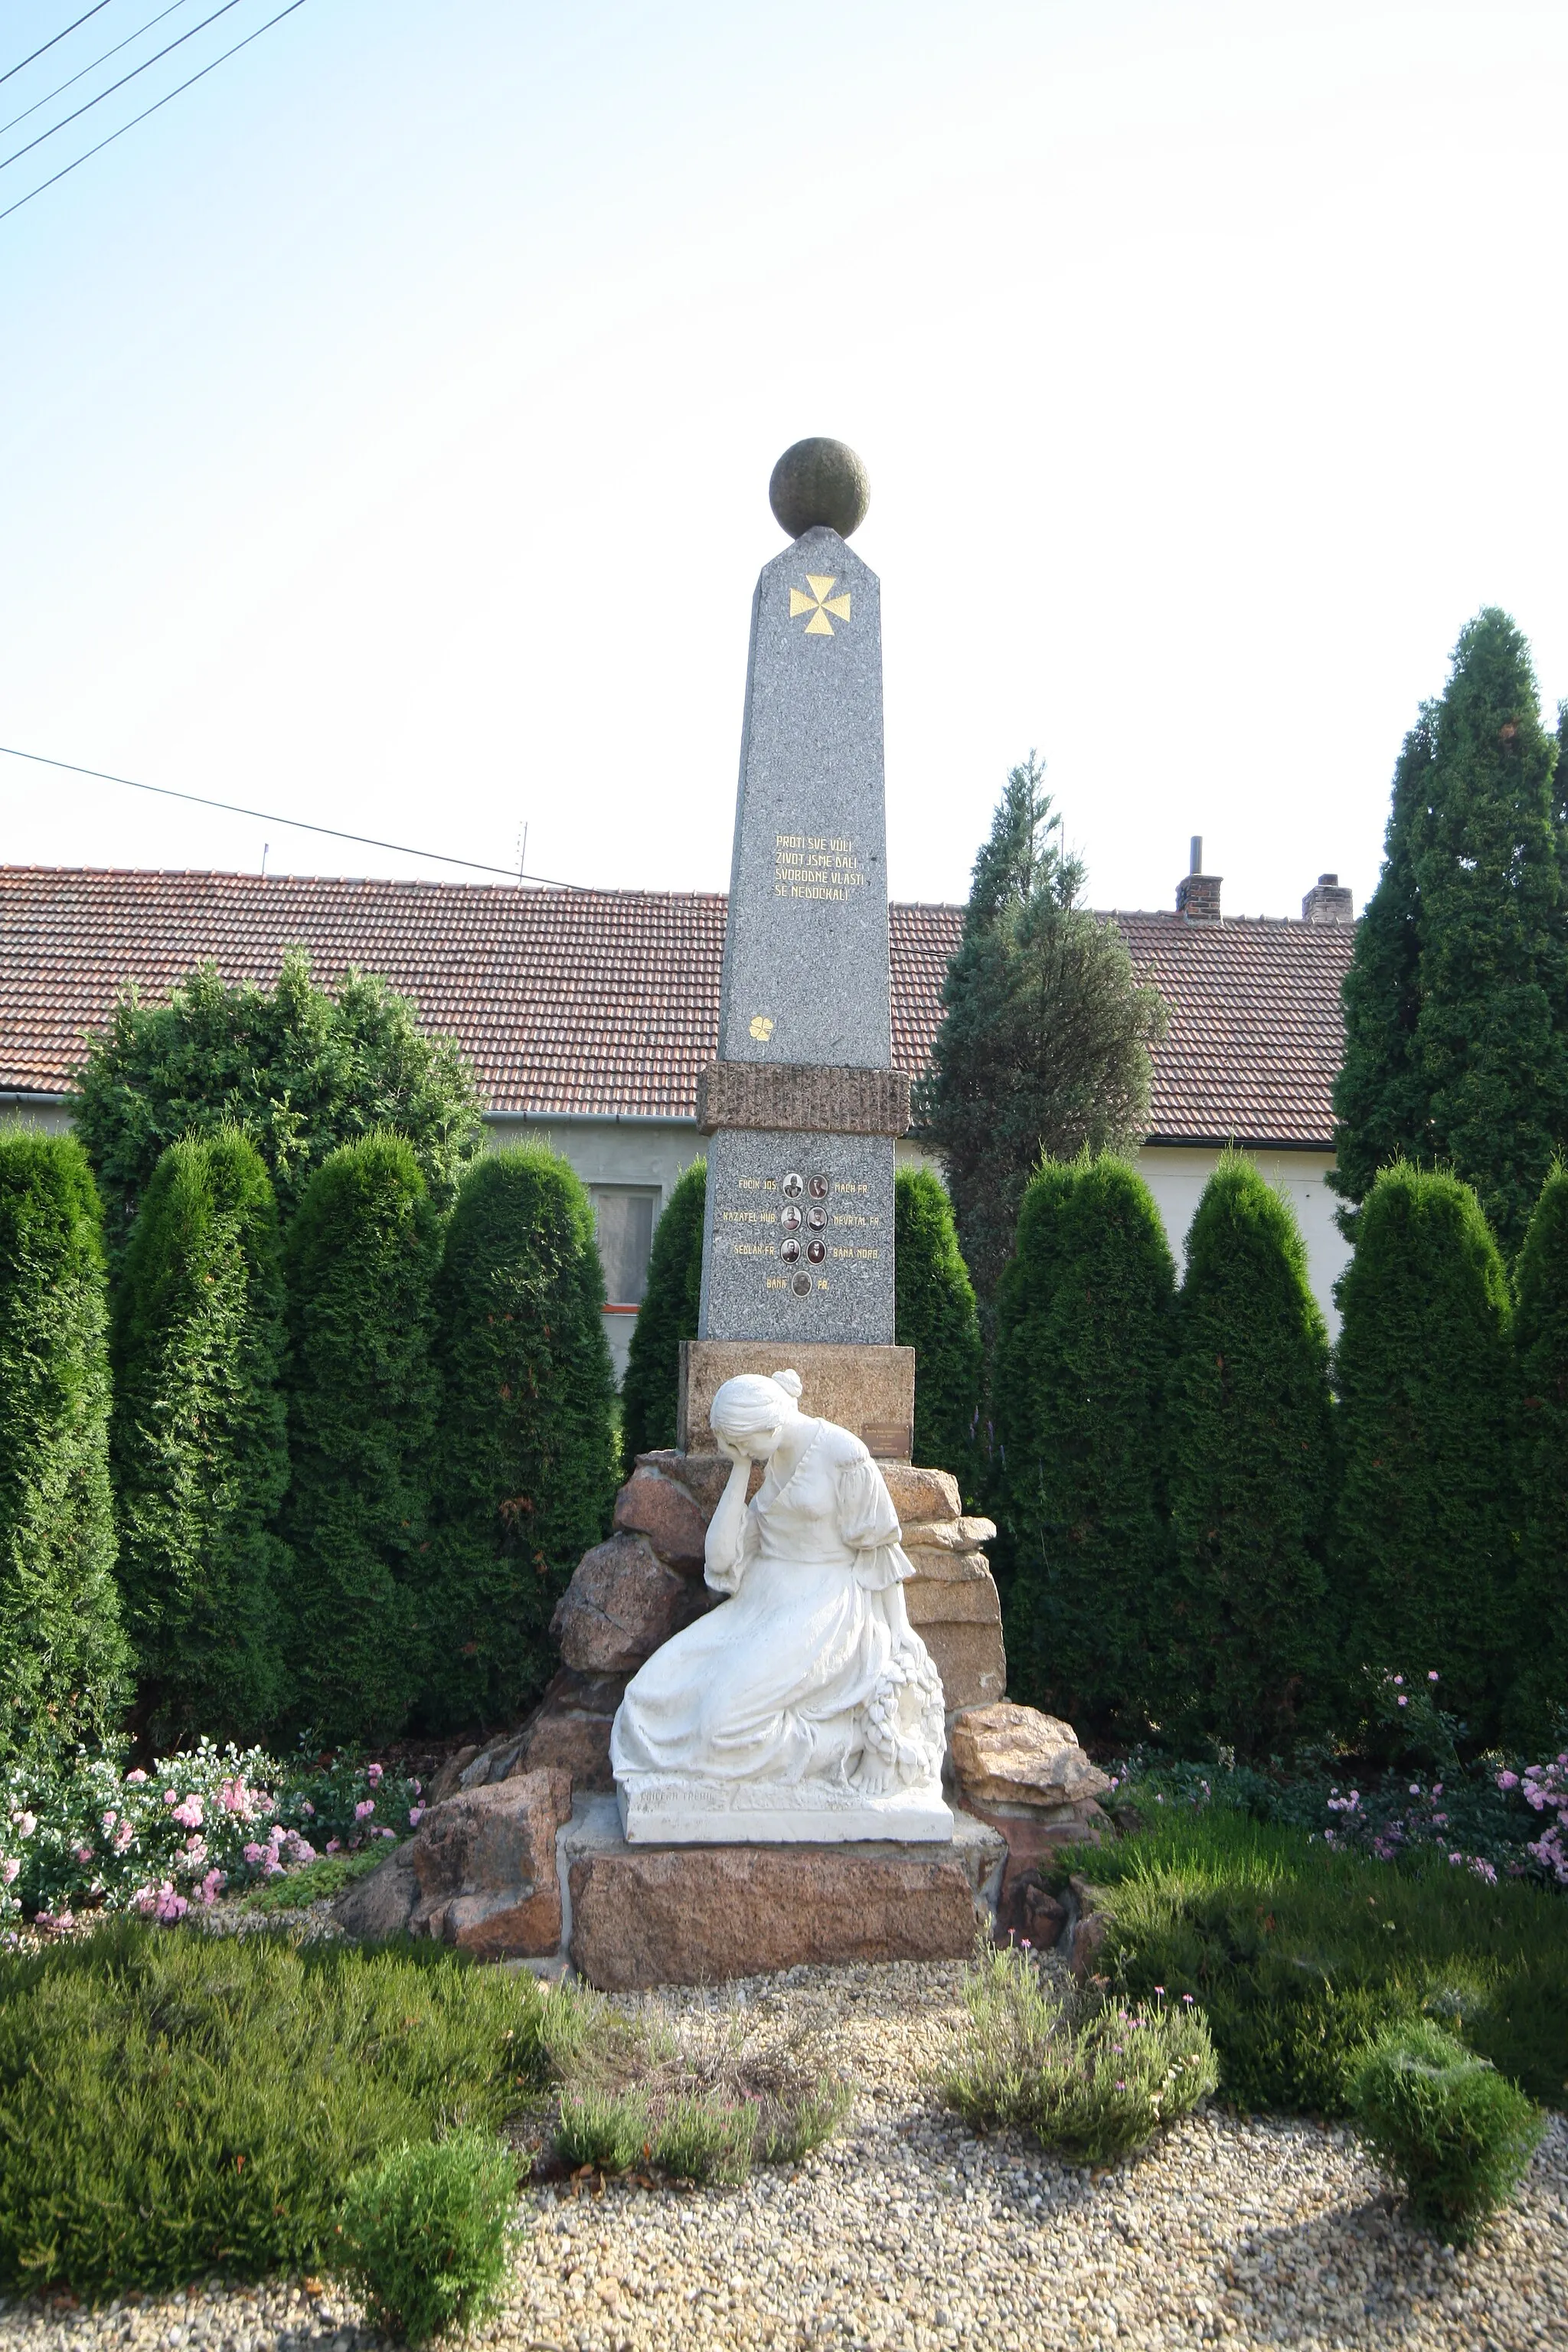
<box><xmin>610</xmin><ymin>1419</ymin><xmax>941</xmax><ymax>1791</ymax></box>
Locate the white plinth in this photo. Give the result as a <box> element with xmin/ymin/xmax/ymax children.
<box><xmin>616</xmin><ymin>1775</ymin><xmax>953</xmax><ymax>1846</ymax></box>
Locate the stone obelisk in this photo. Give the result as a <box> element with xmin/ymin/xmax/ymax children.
<box><xmin>681</xmin><ymin>439</ymin><xmax>915</xmax><ymax>1459</ymax></box>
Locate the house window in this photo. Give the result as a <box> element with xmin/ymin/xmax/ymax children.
<box><xmin>590</xmin><ymin>1186</ymin><xmax>658</xmax><ymax>1306</ymax></box>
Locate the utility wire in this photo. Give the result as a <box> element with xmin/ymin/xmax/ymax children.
<box><xmin>2</xmin><ymin>2</ymin><xmax>192</xmax><ymax>142</ymax></box>
<box><xmin>0</xmin><ymin>744</ymin><xmax>588</xmax><ymax>890</ymax></box>
<box><xmin>0</xmin><ymin>0</ymin><xmax>246</xmax><ymax>173</ymax></box>
<box><xmin>0</xmin><ymin>0</ymin><xmax>307</xmax><ymax>223</ymax></box>
<box><xmin>0</xmin><ymin>3</ymin><xmax>113</xmax><ymax>90</ymax></box>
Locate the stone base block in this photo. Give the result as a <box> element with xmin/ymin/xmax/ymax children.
<box><xmin>564</xmin><ymin>1796</ymin><xmax>1005</xmax><ymax>1990</ymax></box>
<box><xmin>678</xmin><ymin>1340</ymin><xmax>914</xmax><ymax>1460</ymax></box>
<box><xmin>616</xmin><ymin>1774</ymin><xmax>951</xmax><ymax>1845</ymax></box>
<box><xmin>921</xmin><ymin>1619</ymin><xmax>1007</xmax><ymax>1711</ymax></box>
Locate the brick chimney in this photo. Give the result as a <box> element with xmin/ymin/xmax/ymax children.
<box><xmin>1175</xmin><ymin>836</ymin><xmax>1221</xmax><ymax>923</ymax></box>
<box><xmin>1302</xmin><ymin>872</ymin><xmax>1354</xmax><ymax>924</ymax></box>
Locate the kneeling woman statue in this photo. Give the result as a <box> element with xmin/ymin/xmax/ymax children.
<box><xmin>611</xmin><ymin>1370</ymin><xmax>950</xmax><ymax>1843</ymax></box>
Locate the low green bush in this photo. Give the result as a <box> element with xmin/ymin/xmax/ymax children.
<box><xmin>1348</xmin><ymin>2018</ymin><xmax>1545</xmax><ymax>2243</ymax></box>
<box><xmin>0</xmin><ymin>1921</ymin><xmax>548</xmax><ymax>2295</ymax></box>
<box><xmin>333</xmin><ymin>2132</ymin><xmax>517</xmax><ymax>2344</ymax></box>
<box><xmin>1064</xmin><ymin>1810</ymin><xmax>1568</xmax><ymax>2113</ymax></box>
<box><xmin>239</xmin><ymin>1844</ymin><xmax>392</xmax><ymax>1914</ymax></box>
<box><xmin>944</xmin><ymin>1945</ymin><xmax>1217</xmax><ymax>2163</ymax></box>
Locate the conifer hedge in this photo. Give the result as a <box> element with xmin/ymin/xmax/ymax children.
<box><xmin>1332</xmin><ymin>1163</ymin><xmax>1514</xmax><ymax>1734</ymax></box>
<box><xmin>1508</xmin><ymin>1162</ymin><xmax>1568</xmax><ymax>1744</ymax></box>
<box><xmin>1160</xmin><ymin>1156</ymin><xmax>1334</xmax><ymax>1757</ymax></box>
<box><xmin>110</xmin><ymin>1131</ymin><xmax>290</xmax><ymax>1746</ymax></box>
<box><xmin>426</xmin><ymin>1146</ymin><xmax>619</xmax><ymax>1730</ymax></box>
<box><xmin>619</xmin><ymin>1159</ymin><xmax>705</xmax><ymax>1468</ymax></box>
<box><xmin>893</xmin><ymin>1167</ymin><xmax>982</xmax><ymax>1488</ymax></box>
<box><xmin>0</xmin><ymin>1132</ymin><xmax>128</xmax><ymax>1763</ymax></box>
<box><xmin>279</xmin><ymin>1135</ymin><xmax>443</xmax><ymax>1743</ymax></box>
<box><xmin>995</xmin><ymin>1155</ymin><xmax>1174</xmax><ymax>1732</ymax></box>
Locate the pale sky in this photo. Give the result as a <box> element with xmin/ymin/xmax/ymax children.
<box><xmin>2</xmin><ymin>0</ymin><xmax>1565</xmax><ymax>921</ymax></box>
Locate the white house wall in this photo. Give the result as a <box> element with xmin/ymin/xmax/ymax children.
<box><xmin>1133</xmin><ymin>1145</ymin><xmax>1351</xmax><ymax>1338</ymax></box>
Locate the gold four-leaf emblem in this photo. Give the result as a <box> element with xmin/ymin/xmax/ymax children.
<box><xmin>789</xmin><ymin>574</ymin><xmax>851</xmax><ymax>635</ymax></box>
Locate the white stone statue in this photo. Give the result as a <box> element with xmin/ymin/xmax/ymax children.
<box><xmin>611</xmin><ymin>1370</ymin><xmax>950</xmax><ymax>1844</ymax></box>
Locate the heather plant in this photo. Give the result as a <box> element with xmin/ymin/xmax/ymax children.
<box><xmin>1331</xmin><ymin>1164</ymin><xmax>1514</xmax><ymax>1735</ymax></box>
<box><xmin>619</xmin><ymin>1158</ymin><xmax>705</xmax><ymax>1467</ymax></box>
<box><xmin>1509</xmin><ymin>1162</ymin><xmax>1568</xmax><ymax>1745</ymax></box>
<box><xmin>893</xmin><ymin>1167</ymin><xmax>982</xmax><ymax>1488</ymax></box>
<box><xmin>426</xmin><ymin>1146</ymin><xmax>619</xmax><ymax>1730</ymax></box>
<box><xmin>74</xmin><ymin>947</ymin><xmax>481</xmax><ymax>1256</ymax></box>
<box><xmin>943</xmin><ymin>1945</ymin><xmax>1217</xmax><ymax>2162</ymax></box>
<box><xmin>996</xmin><ymin>1155</ymin><xmax>1174</xmax><ymax>1731</ymax></box>
<box><xmin>109</xmin><ymin>1130</ymin><xmax>290</xmax><ymax>1746</ymax></box>
<box><xmin>1501</xmin><ymin>1753</ymin><xmax>1568</xmax><ymax>1886</ymax></box>
<box><xmin>1348</xmin><ymin>2018</ymin><xmax>1544</xmax><ymax>2243</ymax></box>
<box><xmin>281</xmin><ymin>1135</ymin><xmax>443</xmax><ymax>1743</ymax></box>
<box><xmin>0</xmin><ymin>1131</ymin><xmax>129</xmax><ymax>1768</ymax></box>
<box><xmin>333</xmin><ymin>2132</ymin><xmax>518</xmax><ymax>2344</ymax></box>
<box><xmin>1161</xmin><ymin>1157</ymin><xmax>1334</xmax><ymax>1756</ymax></box>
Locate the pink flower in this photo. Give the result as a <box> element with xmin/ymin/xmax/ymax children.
<box><xmin>1</xmin><ymin>1859</ymin><xmax>18</xmax><ymax>1886</ymax></box>
<box><xmin>125</xmin><ymin>1769</ymin><xmax>149</xmax><ymax>1785</ymax></box>
<box><xmin>1409</xmin><ymin>1785</ymin><xmax>1421</xmax><ymax>1797</ymax></box>
<box><xmin>101</xmin><ymin>1811</ymin><xmax>117</xmax><ymax>1835</ymax></box>
<box><xmin>325</xmin><ymin>1838</ymin><xmax>341</xmax><ymax>1854</ymax></box>
<box><xmin>378</xmin><ymin>1826</ymin><xmax>396</xmax><ymax>1840</ymax></box>
<box><xmin>171</xmin><ymin>1796</ymin><xmax>204</xmax><ymax>1829</ymax></box>
<box><xmin>354</xmin><ymin>1799</ymin><xmax>375</xmax><ymax>1820</ymax></box>
<box><xmin>1393</xmin><ymin>1675</ymin><xmax>1403</xmax><ymax>1687</ymax></box>
<box><xmin>1427</xmin><ymin>1670</ymin><xmax>1439</xmax><ymax>1682</ymax></box>
<box><xmin>300</xmin><ymin>1800</ymin><xmax>315</xmax><ymax>1817</ymax></box>
<box><xmin>74</xmin><ymin>1845</ymin><xmax>93</xmax><ymax>1864</ymax></box>
<box><xmin>407</xmin><ymin>1805</ymin><xmax>424</xmax><ymax>1828</ymax></box>
<box><xmin>1181</xmin><ymin>1993</ymin><xmax>1194</xmax><ymax>2004</ymax></box>
<box><xmin>154</xmin><ymin>1884</ymin><xmax>188</xmax><ymax>1923</ymax></box>
<box><xmin>1498</xmin><ymin>1770</ymin><xmax>1520</xmax><ymax>1790</ymax></box>
<box><xmin>243</xmin><ymin>1841</ymin><xmax>265</xmax><ymax>1865</ymax></box>
<box><xmin>1432</xmin><ymin>1785</ymin><xmax>1443</xmax><ymax>1797</ymax></box>
<box><xmin>163</xmin><ymin>1790</ymin><xmax>178</xmax><ymax>1805</ymax></box>
<box><xmin>1449</xmin><ymin>1851</ymin><xmax>1463</xmax><ymax>1865</ymax></box>
<box><xmin>200</xmin><ymin>1869</ymin><xmax>225</xmax><ymax>1906</ymax></box>
<box><xmin>12</xmin><ymin>1812</ymin><xmax>36</xmax><ymax>1839</ymax></box>
<box><xmin>1397</xmin><ymin>1696</ymin><xmax>1408</xmax><ymax>1707</ymax></box>
<box><xmin>113</xmin><ymin>1822</ymin><xmax>134</xmax><ymax>1853</ymax></box>
<box><xmin>366</xmin><ymin>1762</ymin><xmax>384</xmax><ymax>1784</ymax></box>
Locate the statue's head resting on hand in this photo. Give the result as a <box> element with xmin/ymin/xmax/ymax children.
<box><xmin>710</xmin><ymin>1368</ymin><xmax>804</xmax><ymax>1462</ymax></box>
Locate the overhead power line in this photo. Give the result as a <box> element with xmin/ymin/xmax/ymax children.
<box><xmin>0</xmin><ymin>0</ymin><xmax>308</xmax><ymax>224</ymax></box>
<box><xmin>2</xmin><ymin>2</ymin><xmax>192</xmax><ymax>142</ymax></box>
<box><xmin>0</xmin><ymin>0</ymin><xmax>247</xmax><ymax>174</ymax></box>
<box><xmin>0</xmin><ymin>743</ymin><xmax>587</xmax><ymax>890</ymax></box>
<box><xmin>0</xmin><ymin>3</ymin><xmax>113</xmax><ymax>90</ymax></box>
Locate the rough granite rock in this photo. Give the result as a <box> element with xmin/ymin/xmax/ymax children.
<box><xmin>408</xmin><ymin>1769</ymin><xmax>573</xmax><ymax>1958</ymax></box>
<box><xmin>613</xmin><ymin>1465</ymin><xmax>710</xmax><ymax>1572</ymax></box>
<box><xmin>569</xmin><ymin>1844</ymin><xmax>985</xmax><ymax>1990</ymax></box>
<box><xmin>949</xmin><ymin>1702</ymin><xmax>1111</xmax><ymax>1810</ymax></box>
<box><xmin>880</xmin><ymin>1464</ymin><xmax>961</xmax><ymax>1525</ymax></box>
<box><xmin>426</xmin><ymin>1744</ymin><xmax>479</xmax><ymax>1805</ymax></box>
<box><xmin>904</xmin><ymin>1573</ymin><xmax>1001</xmax><ymax>1628</ymax></box>
<box><xmin>903</xmin><ymin>1545</ymin><xmax>994</xmax><ymax>1586</ymax></box>
<box><xmin>512</xmin><ymin>1668</ymin><xmax>628</xmax><ymax>1791</ymax></box>
<box><xmin>333</xmin><ymin>1839</ymin><xmax>417</xmax><ymax>1939</ymax></box>
<box><xmin>551</xmin><ymin>1531</ymin><xmax>713</xmax><ymax>1674</ymax></box>
<box><xmin>917</xmin><ymin>1619</ymin><xmax>1006</xmax><ymax>1711</ymax></box>
<box><xmin>901</xmin><ymin>1516</ymin><xmax>997</xmax><ymax>1552</ymax></box>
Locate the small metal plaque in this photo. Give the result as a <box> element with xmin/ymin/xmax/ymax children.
<box><xmin>861</xmin><ymin>1420</ymin><xmax>912</xmax><ymax>1460</ymax></box>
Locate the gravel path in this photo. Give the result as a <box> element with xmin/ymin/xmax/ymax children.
<box><xmin>3</xmin><ymin>1959</ymin><xmax>1564</xmax><ymax>2352</ymax></box>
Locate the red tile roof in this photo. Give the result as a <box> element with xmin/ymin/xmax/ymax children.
<box><xmin>0</xmin><ymin>868</ymin><xmax>1353</xmax><ymax>1148</ymax></box>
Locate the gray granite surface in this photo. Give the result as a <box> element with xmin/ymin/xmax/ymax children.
<box><xmin>699</xmin><ymin>1127</ymin><xmax>894</xmax><ymax>1342</ymax></box>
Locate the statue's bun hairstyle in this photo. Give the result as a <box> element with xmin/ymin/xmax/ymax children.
<box><xmin>710</xmin><ymin>1369</ymin><xmax>804</xmax><ymax>1440</ymax></box>
<box><xmin>772</xmin><ymin>1369</ymin><xmax>804</xmax><ymax>1399</ymax></box>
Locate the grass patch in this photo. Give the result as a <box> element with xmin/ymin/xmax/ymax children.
<box><xmin>1057</xmin><ymin>1811</ymin><xmax>1568</xmax><ymax>2115</ymax></box>
<box><xmin>944</xmin><ymin>1943</ymin><xmax>1217</xmax><ymax>2163</ymax></box>
<box><xmin>0</xmin><ymin>1919</ymin><xmax>549</xmax><ymax>2297</ymax></box>
<box><xmin>238</xmin><ymin>1846</ymin><xmax>393</xmax><ymax>1913</ymax></box>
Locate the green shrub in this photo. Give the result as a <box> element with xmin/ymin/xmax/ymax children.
<box><xmin>280</xmin><ymin>1135</ymin><xmax>443</xmax><ymax>1743</ymax></box>
<box><xmin>1067</xmin><ymin>1808</ymin><xmax>1568</xmax><ymax>2112</ymax></box>
<box><xmin>1160</xmin><ymin>1155</ymin><xmax>1334</xmax><ymax>1756</ymax></box>
<box><xmin>894</xmin><ymin>1167</ymin><xmax>982</xmax><ymax>1488</ymax></box>
<box><xmin>74</xmin><ymin>947</ymin><xmax>481</xmax><ymax>1257</ymax></box>
<box><xmin>109</xmin><ymin>1130</ymin><xmax>290</xmax><ymax>1746</ymax></box>
<box><xmin>1508</xmin><ymin>1162</ymin><xmax>1568</xmax><ymax>1745</ymax></box>
<box><xmin>426</xmin><ymin>1147</ymin><xmax>619</xmax><ymax>1730</ymax></box>
<box><xmin>619</xmin><ymin>1159</ymin><xmax>704</xmax><ymax>1467</ymax></box>
<box><xmin>1348</xmin><ymin>2017</ymin><xmax>1544</xmax><ymax>2243</ymax></box>
<box><xmin>944</xmin><ymin>1945</ymin><xmax>1216</xmax><ymax>2163</ymax></box>
<box><xmin>0</xmin><ymin>1131</ymin><xmax>128</xmax><ymax>1766</ymax></box>
<box><xmin>995</xmin><ymin>1155</ymin><xmax>1175</xmax><ymax>1731</ymax></box>
<box><xmin>240</xmin><ymin>1844</ymin><xmax>392</xmax><ymax>1913</ymax></box>
<box><xmin>334</xmin><ymin>2132</ymin><xmax>517</xmax><ymax>2344</ymax></box>
<box><xmin>0</xmin><ymin>1920</ymin><xmax>550</xmax><ymax>2296</ymax></box>
<box><xmin>1331</xmin><ymin>1163</ymin><xmax>1514</xmax><ymax>1735</ymax></box>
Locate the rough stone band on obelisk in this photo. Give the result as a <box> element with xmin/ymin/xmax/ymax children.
<box><xmin>687</xmin><ymin>439</ymin><xmax>914</xmax><ymax>1452</ymax></box>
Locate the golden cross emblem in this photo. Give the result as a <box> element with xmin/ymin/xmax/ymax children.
<box><xmin>789</xmin><ymin>574</ymin><xmax>851</xmax><ymax>635</ymax></box>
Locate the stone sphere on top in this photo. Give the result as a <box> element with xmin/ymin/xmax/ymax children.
<box><xmin>768</xmin><ymin>438</ymin><xmax>870</xmax><ymax>540</ymax></box>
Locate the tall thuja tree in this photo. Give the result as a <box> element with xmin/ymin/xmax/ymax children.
<box><xmin>1160</xmin><ymin>1156</ymin><xmax>1334</xmax><ymax>1757</ymax></box>
<box><xmin>1330</xmin><ymin>715</ymin><xmax>1435</xmax><ymax>1214</ymax></box>
<box><xmin>995</xmin><ymin>1155</ymin><xmax>1175</xmax><ymax>1733</ymax></box>
<box><xmin>426</xmin><ymin>1147</ymin><xmax>619</xmax><ymax>1731</ymax></box>
<box><xmin>1331</xmin><ymin>613</ymin><xmax>1568</xmax><ymax>1256</ymax></box>
<box><xmin>1508</xmin><ymin>1162</ymin><xmax>1568</xmax><ymax>1745</ymax></box>
<box><xmin>279</xmin><ymin>1134</ymin><xmax>443</xmax><ymax>1743</ymax></box>
<box><xmin>916</xmin><ymin>755</ymin><xmax>1166</xmax><ymax>1314</ymax></box>
<box><xmin>893</xmin><ymin>1167</ymin><xmax>982</xmax><ymax>1489</ymax></box>
<box><xmin>1332</xmin><ymin>1163</ymin><xmax>1514</xmax><ymax>1733</ymax></box>
<box><xmin>0</xmin><ymin>1133</ymin><xmax>128</xmax><ymax>1763</ymax></box>
<box><xmin>110</xmin><ymin>1131</ymin><xmax>289</xmax><ymax>1745</ymax></box>
<box><xmin>75</xmin><ymin>948</ymin><xmax>481</xmax><ymax>1258</ymax></box>
<box><xmin>619</xmin><ymin>1158</ymin><xmax>705</xmax><ymax>1469</ymax></box>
